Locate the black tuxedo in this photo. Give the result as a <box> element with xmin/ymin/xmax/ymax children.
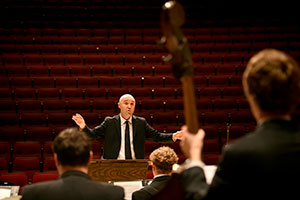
<box><xmin>180</xmin><ymin>119</ymin><xmax>300</xmax><ymax>200</ymax></box>
<box><xmin>83</xmin><ymin>115</ymin><xmax>174</xmax><ymax>159</ymax></box>
<box><xmin>21</xmin><ymin>170</ymin><xmax>124</xmax><ymax>200</ymax></box>
<box><xmin>132</xmin><ymin>175</ymin><xmax>170</xmax><ymax>200</ymax></box>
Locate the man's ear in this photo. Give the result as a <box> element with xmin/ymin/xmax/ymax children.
<box><xmin>88</xmin><ymin>151</ymin><xmax>93</xmax><ymax>164</ymax></box>
<box><xmin>54</xmin><ymin>153</ymin><xmax>60</xmax><ymax>168</ymax></box>
<box><xmin>152</xmin><ymin>163</ymin><xmax>156</xmax><ymax>171</ymax></box>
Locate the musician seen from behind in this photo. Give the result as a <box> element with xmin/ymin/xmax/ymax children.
<box><xmin>132</xmin><ymin>146</ymin><xmax>179</xmax><ymax>200</ymax></box>
<box><xmin>178</xmin><ymin>49</ymin><xmax>300</xmax><ymax>200</ymax></box>
<box><xmin>21</xmin><ymin>127</ymin><xmax>124</xmax><ymax>200</ymax></box>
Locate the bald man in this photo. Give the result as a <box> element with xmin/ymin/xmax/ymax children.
<box><xmin>72</xmin><ymin>94</ymin><xmax>183</xmax><ymax>160</ymax></box>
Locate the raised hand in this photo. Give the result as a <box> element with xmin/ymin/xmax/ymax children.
<box><xmin>180</xmin><ymin>125</ymin><xmax>205</xmax><ymax>162</ymax></box>
<box><xmin>173</xmin><ymin>130</ymin><xmax>184</xmax><ymax>141</ymax></box>
<box><xmin>72</xmin><ymin>113</ymin><xmax>86</xmax><ymax>130</ymax></box>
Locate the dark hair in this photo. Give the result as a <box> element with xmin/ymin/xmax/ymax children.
<box><xmin>53</xmin><ymin>128</ymin><xmax>91</xmax><ymax>166</ymax></box>
<box><xmin>243</xmin><ymin>49</ymin><xmax>300</xmax><ymax>114</ymax></box>
<box><xmin>150</xmin><ymin>146</ymin><xmax>178</xmax><ymax>174</ymax></box>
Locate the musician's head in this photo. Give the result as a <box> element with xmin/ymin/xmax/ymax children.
<box><xmin>53</xmin><ymin>127</ymin><xmax>92</xmax><ymax>175</ymax></box>
<box><xmin>243</xmin><ymin>48</ymin><xmax>300</xmax><ymax>121</ymax></box>
<box><xmin>118</xmin><ymin>94</ymin><xmax>136</xmax><ymax>120</ymax></box>
<box><xmin>150</xmin><ymin>146</ymin><xmax>178</xmax><ymax>176</ymax></box>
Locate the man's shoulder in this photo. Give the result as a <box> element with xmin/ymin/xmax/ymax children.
<box><xmin>22</xmin><ymin>178</ymin><xmax>124</xmax><ymax>198</ymax></box>
<box><xmin>132</xmin><ymin>185</ymin><xmax>153</xmax><ymax>200</ymax></box>
<box><xmin>90</xmin><ymin>181</ymin><xmax>124</xmax><ymax>197</ymax></box>
<box><xmin>93</xmin><ymin>180</ymin><xmax>123</xmax><ymax>190</ymax></box>
<box><xmin>133</xmin><ymin>115</ymin><xmax>147</xmax><ymax>122</ymax></box>
<box><xmin>223</xmin><ymin>129</ymin><xmax>263</xmax><ymax>157</ymax></box>
<box><xmin>104</xmin><ymin>115</ymin><xmax>119</xmax><ymax>121</ymax></box>
<box><xmin>22</xmin><ymin>179</ymin><xmax>61</xmax><ymax>194</ymax></box>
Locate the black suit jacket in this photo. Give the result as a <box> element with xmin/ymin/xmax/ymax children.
<box><xmin>21</xmin><ymin>170</ymin><xmax>124</xmax><ymax>200</ymax></box>
<box><xmin>180</xmin><ymin>119</ymin><xmax>300</xmax><ymax>200</ymax></box>
<box><xmin>83</xmin><ymin>115</ymin><xmax>174</xmax><ymax>159</ymax></box>
<box><xmin>132</xmin><ymin>175</ymin><xmax>170</xmax><ymax>200</ymax></box>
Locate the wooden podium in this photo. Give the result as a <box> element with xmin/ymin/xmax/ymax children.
<box><xmin>88</xmin><ymin>159</ymin><xmax>150</xmax><ymax>182</ymax></box>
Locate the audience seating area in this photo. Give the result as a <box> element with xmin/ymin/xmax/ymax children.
<box><xmin>0</xmin><ymin>0</ymin><xmax>300</xmax><ymax>192</ymax></box>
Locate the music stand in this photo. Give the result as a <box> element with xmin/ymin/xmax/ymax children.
<box><xmin>88</xmin><ymin>159</ymin><xmax>149</xmax><ymax>182</ymax></box>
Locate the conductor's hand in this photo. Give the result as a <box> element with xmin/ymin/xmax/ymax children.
<box><xmin>72</xmin><ymin>113</ymin><xmax>86</xmax><ymax>130</ymax></box>
<box><xmin>173</xmin><ymin>130</ymin><xmax>184</xmax><ymax>141</ymax></box>
<box><xmin>180</xmin><ymin>126</ymin><xmax>205</xmax><ymax>162</ymax></box>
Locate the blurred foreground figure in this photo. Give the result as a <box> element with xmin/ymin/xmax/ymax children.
<box><xmin>21</xmin><ymin>128</ymin><xmax>124</xmax><ymax>200</ymax></box>
<box><xmin>178</xmin><ymin>49</ymin><xmax>300</xmax><ymax>200</ymax></box>
<box><xmin>132</xmin><ymin>146</ymin><xmax>178</xmax><ymax>200</ymax></box>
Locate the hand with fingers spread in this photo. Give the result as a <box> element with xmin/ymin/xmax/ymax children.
<box><xmin>72</xmin><ymin>113</ymin><xmax>86</xmax><ymax>130</ymax></box>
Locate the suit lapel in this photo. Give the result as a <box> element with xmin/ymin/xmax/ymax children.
<box><xmin>132</xmin><ymin>115</ymin><xmax>137</xmax><ymax>154</ymax></box>
<box><xmin>132</xmin><ymin>115</ymin><xmax>136</xmax><ymax>140</ymax></box>
<box><xmin>115</xmin><ymin>115</ymin><xmax>121</xmax><ymax>144</ymax></box>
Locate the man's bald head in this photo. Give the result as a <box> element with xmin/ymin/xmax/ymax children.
<box><xmin>119</xmin><ymin>94</ymin><xmax>135</xmax><ymax>103</ymax></box>
<box><xmin>118</xmin><ymin>94</ymin><xmax>136</xmax><ymax>120</ymax></box>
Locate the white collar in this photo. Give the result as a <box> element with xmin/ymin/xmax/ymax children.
<box><xmin>153</xmin><ymin>174</ymin><xmax>169</xmax><ymax>179</ymax></box>
<box><xmin>120</xmin><ymin>114</ymin><xmax>132</xmax><ymax>124</ymax></box>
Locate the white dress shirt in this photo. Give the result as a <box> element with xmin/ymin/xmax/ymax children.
<box><xmin>118</xmin><ymin>114</ymin><xmax>136</xmax><ymax>160</ymax></box>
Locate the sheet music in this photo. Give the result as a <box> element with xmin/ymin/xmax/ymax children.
<box><xmin>0</xmin><ymin>188</ymin><xmax>11</xmax><ymax>199</ymax></box>
<box><xmin>0</xmin><ymin>196</ymin><xmax>22</xmax><ymax>200</ymax></box>
<box><xmin>113</xmin><ymin>180</ymin><xmax>143</xmax><ymax>200</ymax></box>
<box><xmin>111</xmin><ymin>165</ymin><xmax>217</xmax><ymax>200</ymax></box>
<box><xmin>0</xmin><ymin>186</ymin><xmax>20</xmax><ymax>200</ymax></box>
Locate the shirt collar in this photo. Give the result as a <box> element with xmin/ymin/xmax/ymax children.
<box><xmin>120</xmin><ymin>114</ymin><xmax>132</xmax><ymax>125</ymax></box>
<box><xmin>61</xmin><ymin>170</ymin><xmax>90</xmax><ymax>179</ymax></box>
<box><xmin>153</xmin><ymin>174</ymin><xmax>170</xmax><ymax>179</ymax></box>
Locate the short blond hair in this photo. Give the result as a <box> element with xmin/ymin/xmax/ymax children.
<box><xmin>150</xmin><ymin>146</ymin><xmax>178</xmax><ymax>174</ymax></box>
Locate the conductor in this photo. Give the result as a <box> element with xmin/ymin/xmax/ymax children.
<box><xmin>72</xmin><ymin>94</ymin><xmax>183</xmax><ymax>160</ymax></box>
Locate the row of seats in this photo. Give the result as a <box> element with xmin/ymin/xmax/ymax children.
<box><xmin>1</xmin><ymin>44</ymin><xmax>167</xmax><ymax>55</ymax></box>
<box><xmin>0</xmin><ymin>98</ymin><xmax>250</xmax><ymax>113</ymax></box>
<box><xmin>0</xmin><ymin>156</ymin><xmax>59</xmax><ymax>182</ymax></box>
<box><xmin>0</xmin><ymin>140</ymin><xmax>189</xmax><ymax>174</ymax></box>
<box><xmin>2</xmin><ymin>27</ymin><xmax>298</xmax><ymax>37</ymax></box>
<box><xmin>0</xmin><ymin>172</ymin><xmax>59</xmax><ymax>194</ymax></box>
<box><xmin>0</xmin><ymin>76</ymin><xmax>243</xmax><ymax>89</ymax></box>
<box><xmin>1</xmin><ymin>64</ymin><xmax>245</xmax><ymax>77</ymax></box>
<box><xmin>0</xmin><ymin>122</ymin><xmax>254</xmax><ymax>179</ymax></box>
<box><xmin>0</xmin><ymin>123</ymin><xmax>253</xmax><ymax>147</ymax></box>
<box><xmin>0</xmin><ymin>140</ymin><xmax>102</xmax><ymax>161</ymax></box>
<box><xmin>0</xmin><ymin>136</ymin><xmax>230</xmax><ymax>172</ymax></box>
<box><xmin>3</xmin><ymin>9</ymin><xmax>296</xmax><ymax>29</ymax></box>
<box><xmin>1</xmin><ymin>42</ymin><xmax>296</xmax><ymax>56</ymax></box>
<box><xmin>0</xmin><ymin>53</ymin><xmax>252</xmax><ymax>66</ymax></box>
<box><xmin>1</xmin><ymin>34</ymin><xmax>297</xmax><ymax>45</ymax></box>
<box><xmin>0</xmin><ymin>87</ymin><xmax>246</xmax><ymax>100</ymax></box>
<box><xmin>0</xmin><ymin>111</ymin><xmax>256</xmax><ymax>131</ymax></box>
<box><xmin>0</xmin><ymin>171</ymin><xmax>58</xmax><ymax>184</ymax></box>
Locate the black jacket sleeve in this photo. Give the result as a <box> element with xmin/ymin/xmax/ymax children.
<box><xmin>179</xmin><ymin>167</ymin><xmax>209</xmax><ymax>200</ymax></box>
<box><xmin>144</xmin><ymin>120</ymin><xmax>174</xmax><ymax>142</ymax></box>
<box><xmin>82</xmin><ymin>117</ymin><xmax>109</xmax><ymax>139</ymax></box>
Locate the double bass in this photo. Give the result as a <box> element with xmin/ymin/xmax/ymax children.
<box><xmin>151</xmin><ymin>1</ymin><xmax>199</xmax><ymax>199</ymax></box>
<box><xmin>160</xmin><ymin>0</ymin><xmax>198</xmax><ymax>135</ymax></box>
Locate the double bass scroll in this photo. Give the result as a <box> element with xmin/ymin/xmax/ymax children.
<box><xmin>150</xmin><ymin>1</ymin><xmax>200</xmax><ymax>199</ymax></box>
<box><xmin>160</xmin><ymin>0</ymin><xmax>198</xmax><ymax>134</ymax></box>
